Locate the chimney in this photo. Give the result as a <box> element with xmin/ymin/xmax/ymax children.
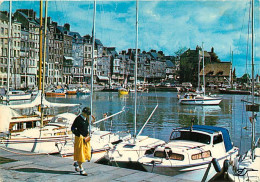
<box><xmin>211</xmin><ymin>47</ymin><xmax>214</xmax><ymax>53</ymax></box>
<box><xmin>128</xmin><ymin>49</ymin><xmax>132</xmax><ymax>55</ymax></box>
<box><xmin>64</xmin><ymin>23</ymin><xmax>70</xmax><ymax>31</ymax></box>
<box><xmin>158</xmin><ymin>51</ymin><xmax>164</xmax><ymax>55</ymax></box>
<box><xmin>52</xmin><ymin>21</ymin><xmax>58</xmax><ymax>27</ymax></box>
<box><xmin>0</xmin><ymin>11</ymin><xmax>9</xmax><ymax>17</ymax></box>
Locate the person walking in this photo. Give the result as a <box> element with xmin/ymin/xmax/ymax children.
<box><xmin>71</xmin><ymin>107</ymin><xmax>95</xmax><ymax>176</ymax></box>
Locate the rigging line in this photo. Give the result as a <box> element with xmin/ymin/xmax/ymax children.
<box><xmin>93</xmin><ymin>107</ymin><xmax>125</xmax><ymax>125</ymax></box>
<box><xmin>137</xmin><ymin>104</ymin><xmax>158</xmax><ymax>137</ymax></box>
<box><xmin>240</xmin><ymin>99</ymin><xmax>246</xmax><ymax>151</ymax></box>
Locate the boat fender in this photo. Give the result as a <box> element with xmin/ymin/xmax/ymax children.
<box><xmin>223</xmin><ymin>159</ymin><xmax>229</xmax><ymax>172</ymax></box>
<box><xmin>212</xmin><ymin>158</ymin><xmax>221</xmax><ymax>172</ymax></box>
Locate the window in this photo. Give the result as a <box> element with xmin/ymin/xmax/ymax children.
<box><xmin>170</xmin><ymin>131</ymin><xmax>211</xmax><ymax>144</ymax></box>
<box><xmin>191</xmin><ymin>151</ymin><xmax>211</xmax><ymax>160</ymax></box>
<box><xmin>213</xmin><ymin>134</ymin><xmax>223</xmax><ymax>144</ymax></box>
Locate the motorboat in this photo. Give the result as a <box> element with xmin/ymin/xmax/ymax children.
<box><xmin>118</xmin><ymin>88</ymin><xmax>129</xmax><ymax>95</ymax></box>
<box><xmin>45</xmin><ymin>89</ymin><xmax>66</xmax><ymax>97</ymax></box>
<box><xmin>139</xmin><ymin>125</ymin><xmax>239</xmax><ymax>181</ymax></box>
<box><xmin>77</xmin><ymin>87</ymin><xmax>91</xmax><ymax>95</ymax></box>
<box><xmin>66</xmin><ymin>88</ymin><xmax>77</xmax><ymax>95</ymax></box>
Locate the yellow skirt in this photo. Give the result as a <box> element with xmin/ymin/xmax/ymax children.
<box><xmin>74</xmin><ymin>135</ymin><xmax>91</xmax><ymax>163</ymax></box>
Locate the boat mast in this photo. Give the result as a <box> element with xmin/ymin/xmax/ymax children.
<box><xmin>197</xmin><ymin>48</ymin><xmax>200</xmax><ymax>91</ymax></box>
<box><xmin>39</xmin><ymin>1</ymin><xmax>43</xmax><ymax>92</ymax></box>
<box><xmin>38</xmin><ymin>0</ymin><xmax>43</xmax><ymax>113</ymax></box>
<box><xmin>202</xmin><ymin>42</ymin><xmax>205</xmax><ymax>96</ymax></box>
<box><xmin>251</xmin><ymin>0</ymin><xmax>255</xmax><ymax>161</ymax></box>
<box><xmin>40</xmin><ymin>0</ymin><xmax>48</xmax><ymax>129</ymax></box>
<box><xmin>134</xmin><ymin>0</ymin><xmax>139</xmax><ymax>139</ymax></box>
<box><xmin>6</xmin><ymin>0</ymin><xmax>12</xmax><ymax>103</ymax></box>
<box><xmin>90</xmin><ymin>0</ymin><xmax>96</xmax><ymax>133</ymax></box>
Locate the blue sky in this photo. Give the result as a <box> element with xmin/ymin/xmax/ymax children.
<box><xmin>0</xmin><ymin>0</ymin><xmax>259</xmax><ymax>77</ymax></box>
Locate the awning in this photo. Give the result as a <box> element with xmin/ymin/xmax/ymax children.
<box><xmin>97</xmin><ymin>75</ymin><xmax>109</xmax><ymax>81</ymax></box>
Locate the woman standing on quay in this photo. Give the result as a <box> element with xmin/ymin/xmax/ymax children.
<box><xmin>71</xmin><ymin>107</ymin><xmax>95</xmax><ymax>176</ymax></box>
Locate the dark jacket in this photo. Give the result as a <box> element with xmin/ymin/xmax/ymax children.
<box><xmin>71</xmin><ymin>115</ymin><xmax>89</xmax><ymax>137</ymax></box>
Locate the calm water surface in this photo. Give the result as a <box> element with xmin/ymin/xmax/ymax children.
<box><xmin>48</xmin><ymin>91</ymin><xmax>260</xmax><ymax>154</ymax></box>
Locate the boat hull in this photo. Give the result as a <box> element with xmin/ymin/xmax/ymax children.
<box><xmin>142</xmin><ymin>150</ymin><xmax>238</xmax><ymax>181</ymax></box>
<box><xmin>1</xmin><ymin>94</ymin><xmax>32</xmax><ymax>101</ymax></box>
<box><xmin>179</xmin><ymin>98</ymin><xmax>222</xmax><ymax>105</ymax></box>
<box><xmin>118</xmin><ymin>90</ymin><xmax>129</xmax><ymax>95</ymax></box>
<box><xmin>0</xmin><ymin>136</ymin><xmax>71</xmax><ymax>154</ymax></box>
<box><xmin>219</xmin><ymin>88</ymin><xmax>251</xmax><ymax>95</ymax></box>
<box><xmin>45</xmin><ymin>92</ymin><xmax>66</xmax><ymax>97</ymax></box>
<box><xmin>66</xmin><ymin>91</ymin><xmax>77</xmax><ymax>95</ymax></box>
<box><xmin>227</xmin><ymin>138</ymin><xmax>260</xmax><ymax>182</ymax></box>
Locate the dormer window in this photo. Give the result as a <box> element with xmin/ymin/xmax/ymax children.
<box><xmin>216</xmin><ymin>71</ymin><xmax>223</xmax><ymax>76</ymax></box>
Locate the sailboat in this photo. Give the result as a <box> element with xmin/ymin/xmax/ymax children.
<box><xmin>0</xmin><ymin>0</ymin><xmax>81</xmax><ymax>155</ymax></box>
<box><xmin>57</xmin><ymin>0</ymin><xmax>132</xmax><ymax>163</ymax></box>
<box><xmin>118</xmin><ymin>61</ymin><xmax>129</xmax><ymax>95</ymax></box>
<box><xmin>104</xmin><ymin>0</ymin><xmax>165</xmax><ymax>168</ymax></box>
<box><xmin>1</xmin><ymin>1</ymin><xmax>31</xmax><ymax>103</ymax></box>
<box><xmin>227</xmin><ymin>0</ymin><xmax>260</xmax><ymax>181</ymax></box>
<box><xmin>179</xmin><ymin>43</ymin><xmax>222</xmax><ymax>105</ymax></box>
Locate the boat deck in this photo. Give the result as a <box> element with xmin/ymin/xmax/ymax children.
<box><xmin>0</xmin><ymin>146</ymin><xmax>197</xmax><ymax>182</ymax></box>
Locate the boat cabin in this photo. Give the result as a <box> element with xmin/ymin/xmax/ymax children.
<box><xmin>152</xmin><ymin>125</ymin><xmax>233</xmax><ymax>162</ymax></box>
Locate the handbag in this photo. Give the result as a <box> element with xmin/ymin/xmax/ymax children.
<box><xmin>84</xmin><ymin>136</ymin><xmax>91</xmax><ymax>143</ymax></box>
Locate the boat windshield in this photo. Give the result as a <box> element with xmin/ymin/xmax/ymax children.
<box><xmin>170</xmin><ymin>131</ymin><xmax>211</xmax><ymax>144</ymax></box>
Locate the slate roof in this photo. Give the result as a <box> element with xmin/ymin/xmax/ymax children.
<box><xmin>0</xmin><ymin>12</ymin><xmax>8</xmax><ymax>21</ymax></box>
<box><xmin>18</xmin><ymin>11</ymin><xmax>38</xmax><ymax>24</ymax></box>
<box><xmin>166</xmin><ymin>60</ymin><xmax>174</xmax><ymax>67</ymax></box>
<box><xmin>95</xmin><ymin>39</ymin><xmax>103</xmax><ymax>46</ymax></box>
<box><xmin>150</xmin><ymin>52</ymin><xmax>158</xmax><ymax>59</ymax></box>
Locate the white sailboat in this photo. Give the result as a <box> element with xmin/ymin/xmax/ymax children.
<box><xmin>139</xmin><ymin>125</ymin><xmax>239</xmax><ymax>182</ymax></box>
<box><xmin>0</xmin><ymin>0</ymin><xmax>81</xmax><ymax>155</ymax></box>
<box><xmin>57</xmin><ymin>0</ymin><xmax>131</xmax><ymax>163</ymax></box>
<box><xmin>179</xmin><ymin>43</ymin><xmax>222</xmax><ymax>105</ymax></box>
<box><xmin>1</xmin><ymin>0</ymin><xmax>31</xmax><ymax>103</ymax></box>
<box><xmin>104</xmin><ymin>0</ymin><xmax>165</xmax><ymax>168</ymax></box>
<box><xmin>227</xmin><ymin>0</ymin><xmax>260</xmax><ymax>181</ymax></box>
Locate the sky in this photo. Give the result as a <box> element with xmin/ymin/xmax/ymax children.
<box><xmin>0</xmin><ymin>0</ymin><xmax>259</xmax><ymax>78</ymax></box>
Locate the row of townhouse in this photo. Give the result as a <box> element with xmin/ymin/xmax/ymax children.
<box><xmin>0</xmin><ymin>9</ymin><xmax>176</xmax><ymax>90</ymax></box>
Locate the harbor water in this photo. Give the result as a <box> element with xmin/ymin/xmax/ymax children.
<box><xmin>46</xmin><ymin>91</ymin><xmax>260</xmax><ymax>155</ymax></box>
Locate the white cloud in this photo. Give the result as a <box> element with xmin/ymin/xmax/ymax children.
<box><xmin>0</xmin><ymin>0</ymin><xmax>259</xmax><ymax>77</ymax></box>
